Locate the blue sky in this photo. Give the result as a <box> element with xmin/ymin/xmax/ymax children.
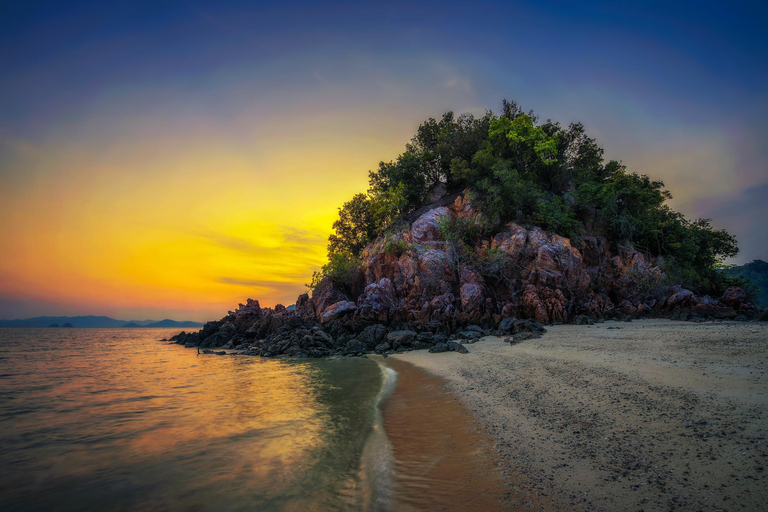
<box><xmin>0</xmin><ymin>0</ymin><xmax>766</xmax><ymax>318</ymax></box>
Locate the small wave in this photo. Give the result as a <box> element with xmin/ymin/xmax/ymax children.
<box><xmin>359</xmin><ymin>359</ymin><xmax>398</xmax><ymax>511</ymax></box>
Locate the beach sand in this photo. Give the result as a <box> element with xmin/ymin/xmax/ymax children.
<box><xmin>390</xmin><ymin>319</ymin><xmax>768</xmax><ymax>511</ymax></box>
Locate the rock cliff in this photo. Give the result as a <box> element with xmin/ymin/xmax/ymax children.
<box><xmin>172</xmin><ymin>192</ymin><xmax>762</xmax><ymax>357</ymax></box>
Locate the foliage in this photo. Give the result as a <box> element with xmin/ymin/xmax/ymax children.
<box><xmin>531</xmin><ymin>196</ymin><xmax>581</xmax><ymax>239</ymax></box>
<box><xmin>320</xmin><ymin>99</ymin><xmax>740</xmax><ymax>296</ymax></box>
<box><xmin>477</xmin><ymin>248</ymin><xmax>516</xmax><ymax>287</ymax></box>
<box><xmin>307</xmin><ymin>251</ymin><xmax>362</xmax><ymax>296</ymax></box>
<box><xmin>724</xmin><ymin>260</ymin><xmax>768</xmax><ymax>306</ymax></box>
<box><xmin>437</xmin><ymin>215</ymin><xmax>482</xmax><ymax>249</ymax></box>
<box><xmin>327</xmin><ymin>194</ymin><xmax>377</xmax><ymax>257</ymax></box>
<box><xmin>382</xmin><ymin>236</ymin><xmax>412</xmax><ymax>257</ymax></box>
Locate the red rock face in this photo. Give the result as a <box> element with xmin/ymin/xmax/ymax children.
<box><xmin>320</xmin><ymin>300</ymin><xmax>357</xmax><ymax>324</ymax></box>
<box><xmin>719</xmin><ymin>286</ymin><xmax>754</xmax><ymax>312</ymax></box>
<box><xmin>306</xmin><ymin>192</ymin><xmax>753</xmax><ymax>326</ymax></box>
<box><xmin>184</xmin><ymin>193</ymin><xmax>759</xmax><ymax>356</ymax></box>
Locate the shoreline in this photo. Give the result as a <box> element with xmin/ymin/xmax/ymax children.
<box><xmin>378</xmin><ymin>356</ymin><xmax>540</xmax><ymax>510</ymax></box>
<box><xmin>391</xmin><ymin>319</ymin><xmax>768</xmax><ymax>511</ymax></box>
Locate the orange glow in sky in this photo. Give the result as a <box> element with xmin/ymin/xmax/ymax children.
<box><xmin>0</xmin><ymin>110</ymin><xmax>413</xmax><ymax>320</ymax></box>
<box><xmin>2</xmin><ymin>2</ymin><xmax>765</xmax><ymax>321</ymax></box>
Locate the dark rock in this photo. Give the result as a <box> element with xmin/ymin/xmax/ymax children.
<box><xmin>342</xmin><ymin>339</ymin><xmax>367</xmax><ymax>355</ymax></box>
<box><xmin>720</xmin><ymin>286</ymin><xmax>749</xmax><ymax>309</ymax></box>
<box><xmin>374</xmin><ymin>342</ymin><xmax>391</xmax><ymax>354</ymax></box>
<box><xmin>512</xmin><ymin>331</ymin><xmax>538</xmax><ymax>343</ymax></box>
<box><xmin>387</xmin><ymin>330</ymin><xmax>417</xmax><ymax>349</ymax></box>
<box><xmin>670</xmin><ymin>308</ymin><xmax>692</xmax><ymax>321</ymax></box>
<box><xmin>311</xmin><ymin>277</ymin><xmax>350</xmax><ymax>321</ymax></box>
<box><xmin>429</xmin><ymin>342</ymin><xmax>450</xmax><ymax>353</ymax></box>
<box><xmin>354</xmin><ymin>324</ymin><xmax>388</xmax><ymax>350</ymax></box>
<box><xmin>447</xmin><ymin>341</ymin><xmax>469</xmax><ymax>354</ymax></box>
<box><xmin>499</xmin><ymin>317</ymin><xmax>517</xmax><ymax>333</ymax></box>
<box><xmin>356</xmin><ymin>278</ymin><xmax>396</xmax><ymax>323</ymax></box>
<box><xmin>415</xmin><ymin>332</ymin><xmax>434</xmax><ymax>343</ymax></box>
<box><xmin>572</xmin><ymin>315</ymin><xmax>595</xmax><ymax>325</ymax></box>
<box><xmin>432</xmin><ymin>332</ymin><xmax>449</xmax><ymax>344</ymax></box>
<box><xmin>457</xmin><ymin>330</ymin><xmax>482</xmax><ymax>342</ymax></box>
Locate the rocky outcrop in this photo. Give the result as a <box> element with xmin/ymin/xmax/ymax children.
<box><xmin>172</xmin><ymin>191</ymin><xmax>762</xmax><ymax>358</ymax></box>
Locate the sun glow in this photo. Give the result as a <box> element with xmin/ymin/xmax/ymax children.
<box><xmin>0</xmin><ymin>110</ymin><xmax>407</xmax><ymax>320</ymax></box>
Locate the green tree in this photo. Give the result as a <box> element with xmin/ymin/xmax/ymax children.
<box><xmin>327</xmin><ymin>193</ymin><xmax>376</xmax><ymax>257</ymax></box>
<box><xmin>320</xmin><ymin>99</ymin><xmax>741</xmax><ymax>297</ymax></box>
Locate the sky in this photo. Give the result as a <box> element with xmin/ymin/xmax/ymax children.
<box><xmin>1</xmin><ymin>0</ymin><xmax>766</xmax><ymax>321</ymax></box>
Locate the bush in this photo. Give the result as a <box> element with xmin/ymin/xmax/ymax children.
<box><xmin>307</xmin><ymin>251</ymin><xmax>363</xmax><ymax>296</ymax></box>
<box><xmin>477</xmin><ymin>247</ymin><xmax>515</xmax><ymax>286</ymax></box>
<box><xmin>532</xmin><ymin>196</ymin><xmax>581</xmax><ymax>239</ymax></box>
<box><xmin>382</xmin><ymin>237</ymin><xmax>412</xmax><ymax>257</ymax></box>
<box><xmin>437</xmin><ymin>215</ymin><xmax>482</xmax><ymax>248</ymax></box>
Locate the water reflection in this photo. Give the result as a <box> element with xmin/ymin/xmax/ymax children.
<box><xmin>0</xmin><ymin>328</ymin><xmax>381</xmax><ymax>511</ymax></box>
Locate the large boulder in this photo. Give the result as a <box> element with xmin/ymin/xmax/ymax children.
<box><xmin>720</xmin><ymin>286</ymin><xmax>750</xmax><ymax>309</ymax></box>
<box><xmin>320</xmin><ymin>300</ymin><xmax>357</xmax><ymax>324</ymax></box>
<box><xmin>410</xmin><ymin>207</ymin><xmax>450</xmax><ymax>244</ymax></box>
<box><xmin>356</xmin><ymin>278</ymin><xmax>397</xmax><ymax>323</ymax></box>
<box><xmin>354</xmin><ymin>324</ymin><xmax>388</xmax><ymax>350</ymax></box>
<box><xmin>311</xmin><ymin>277</ymin><xmax>349</xmax><ymax>321</ymax></box>
<box><xmin>387</xmin><ymin>330</ymin><xmax>417</xmax><ymax>350</ymax></box>
<box><xmin>459</xmin><ymin>267</ymin><xmax>486</xmax><ymax>323</ymax></box>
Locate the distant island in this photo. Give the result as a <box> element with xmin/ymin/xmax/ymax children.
<box><xmin>0</xmin><ymin>315</ymin><xmax>204</xmax><ymax>328</ymax></box>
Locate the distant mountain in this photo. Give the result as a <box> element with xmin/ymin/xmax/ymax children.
<box><xmin>124</xmin><ymin>319</ymin><xmax>158</xmax><ymax>326</ymax></box>
<box><xmin>0</xmin><ymin>316</ymin><xmax>128</xmax><ymax>328</ymax></box>
<box><xmin>726</xmin><ymin>260</ymin><xmax>768</xmax><ymax>307</ymax></box>
<box><xmin>122</xmin><ymin>319</ymin><xmax>203</xmax><ymax>328</ymax></box>
<box><xmin>0</xmin><ymin>315</ymin><xmax>203</xmax><ymax>328</ymax></box>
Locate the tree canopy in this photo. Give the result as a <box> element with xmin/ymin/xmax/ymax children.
<box><xmin>320</xmin><ymin>100</ymin><xmax>739</xmax><ymax>295</ymax></box>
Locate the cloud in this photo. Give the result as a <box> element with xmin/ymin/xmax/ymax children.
<box><xmin>217</xmin><ymin>277</ymin><xmax>265</xmax><ymax>287</ymax></box>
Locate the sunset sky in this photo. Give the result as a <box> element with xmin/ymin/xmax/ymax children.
<box><xmin>1</xmin><ymin>1</ymin><xmax>766</xmax><ymax>321</ymax></box>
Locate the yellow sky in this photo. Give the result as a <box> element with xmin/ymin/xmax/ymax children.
<box><xmin>0</xmin><ymin>93</ymin><xmax>762</xmax><ymax>321</ymax></box>
<box><xmin>0</xmin><ymin>112</ymin><xmax>410</xmax><ymax>320</ymax></box>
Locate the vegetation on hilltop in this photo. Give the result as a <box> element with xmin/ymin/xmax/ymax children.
<box><xmin>725</xmin><ymin>260</ymin><xmax>768</xmax><ymax>307</ymax></box>
<box><xmin>312</xmin><ymin>100</ymin><xmax>740</xmax><ymax>297</ymax></box>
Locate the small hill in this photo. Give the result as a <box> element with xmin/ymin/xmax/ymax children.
<box><xmin>726</xmin><ymin>260</ymin><xmax>768</xmax><ymax>307</ymax></box>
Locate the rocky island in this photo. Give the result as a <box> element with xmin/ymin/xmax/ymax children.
<box><xmin>171</xmin><ymin>101</ymin><xmax>765</xmax><ymax>356</ymax></box>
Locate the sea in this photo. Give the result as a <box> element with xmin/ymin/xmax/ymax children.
<box><xmin>0</xmin><ymin>328</ymin><xmax>398</xmax><ymax>511</ymax></box>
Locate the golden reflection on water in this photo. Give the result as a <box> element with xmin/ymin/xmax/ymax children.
<box><xmin>0</xmin><ymin>328</ymin><xmax>380</xmax><ymax>511</ymax></box>
<box><xmin>133</xmin><ymin>362</ymin><xmax>326</xmax><ymax>484</ymax></box>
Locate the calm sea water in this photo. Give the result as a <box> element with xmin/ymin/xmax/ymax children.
<box><xmin>0</xmin><ymin>328</ymin><xmax>390</xmax><ymax>511</ymax></box>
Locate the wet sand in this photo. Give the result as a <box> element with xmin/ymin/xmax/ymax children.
<box><xmin>381</xmin><ymin>358</ymin><xmax>542</xmax><ymax>511</ymax></box>
<box><xmin>391</xmin><ymin>319</ymin><xmax>768</xmax><ymax>511</ymax></box>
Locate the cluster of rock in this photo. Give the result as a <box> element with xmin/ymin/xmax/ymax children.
<box><xmin>171</xmin><ymin>191</ymin><xmax>764</xmax><ymax>357</ymax></box>
<box><xmin>169</xmin><ymin>299</ymin><xmax>548</xmax><ymax>357</ymax></box>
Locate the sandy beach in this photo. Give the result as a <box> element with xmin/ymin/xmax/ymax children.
<box><xmin>391</xmin><ymin>319</ymin><xmax>768</xmax><ymax>511</ymax></box>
